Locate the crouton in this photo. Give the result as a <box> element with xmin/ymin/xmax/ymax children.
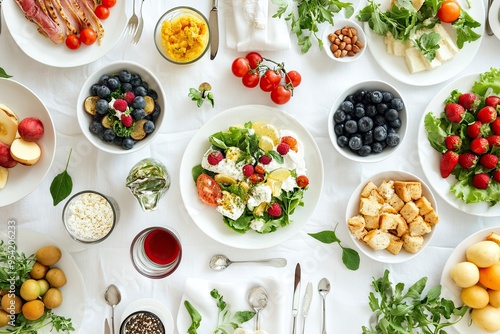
<box><xmin>415</xmin><ymin>196</ymin><xmax>433</xmax><ymax>215</ymax></box>
<box><xmin>378</xmin><ymin>180</ymin><xmax>395</xmax><ymax>200</ymax></box>
<box><xmin>361</xmin><ymin>181</ymin><xmax>378</xmax><ymax>198</ymax></box>
<box><xmin>396</xmin><ymin>217</ymin><xmax>409</xmax><ymax>237</ymax></box>
<box><xmin>387</xmin><ymin>193</ymin><xmax>405</xmax><ymax>211</ymax></box>
<box><xmin>348</xmin><ymin>215</ymin><xmax>367</xmax><ymax>240</ymax></box>
<box><xmin>369</xmin><ymin>189</ymin><xmax>385</xmax><ymax>205</ymax></box>
<box><xmin>423</xmin><ymin>209</ymin><xmax>439</xmax><ymax>226</ymax></box>
<box><xmin>409</xmin><ymin>216</ymin><xmax>431</xmax><ymax>236</ymax></box>
<box><xmin>400</xmin><ymin>201</ymin><xmax>419</xmax><ymax>223</ymax></box>
<box><xmin>386</xmin><ymin>234</ymin><xmax>404</xmax><ymax>255</ymax></box>
<box><xmin>394</xmin><ymin>181</ymin><xmax>422</xmax><ymax>202</ymax></box>
<box><xmin>380</xmin><ymin>203</ymin><xmax>398</xmax><ymax>214</ymax></box>
<box><xmin>364</xmin><ymin>214</ymin><xmax>380</xmax><ymax>230</ymax></box>
<box><xmin>359</xmin><ymin>197</ymin><xmax>381</xmax><ymax>216</ymax></box>
<box><xmin>379</xmin><ymin>213</ymin><xmax>402</xmax><ymax>231</ymax></box>
<box><xmin>364</xmin><ymin>230</ymin><xmax>390</xmax><ymax>251</ymax></box>
<box><xmin>402</xmin><ymin>234</ymin><xmax>424</xmax><ymax>253</ymax></box>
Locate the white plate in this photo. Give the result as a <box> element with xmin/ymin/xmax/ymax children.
<box><xmin>120</xmin><ymin>298</ymin><xmax>174</xmax><ymax>334</ymax></box>
<box><xmin>417</xmin><ymin>72</ymin><xmax>500</xmax><ymax>217</ymax></box>
<box><xmin>179</xmin><ymin>105</ymin><xmax>324</xmax><ymax>249</ymax></box>
<box><xmin>364</xmin><ymin>0</ymin><xmax>484</xmax><ymax>86</ymax></box>
<box><xmin>440</xmin><ymin>227</ymin><xmax>500</xmax><ymax>334</ymax></box>
<box><xmin>0</xmin><ymin>79</ymin><xmax>56</xmax><ymax>207</ymax></box>
<box><xmin>489</xmin><ymin>0</ymin><xmax>500</xmax><ymax>40</ymax></box>
<box><xmin>0</xmin><ymin>229</ymin><xmax>86</xmax><ymax>332</ymax></box>
<box><xmin>3</xmin><ymin>0</ymin><xmax>127</xmax><ymax>68</ymax></box>
<box><xmin>177</xmin><ymin>277</ymin><xmax>286</xmax><ymax>333</ymax></box>
<box><xmin>345</xmin><ymin>170</ymin><xmax>438</xmax><ymax>263</ymax></box>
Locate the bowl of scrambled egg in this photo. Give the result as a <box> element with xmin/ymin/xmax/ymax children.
<box><xmin>154</xmin><ymin>6</ymin><xmax>210</xmax><ymax>65</ymax></box>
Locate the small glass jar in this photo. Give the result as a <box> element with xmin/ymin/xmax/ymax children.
<box><xmin>130</xmin><ymin>227</ymin><xmax>182</xmax><ymax>279</ymax></box>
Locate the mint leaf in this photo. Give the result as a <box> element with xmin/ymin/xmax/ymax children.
<box><xmin>50</xmin><ymin>149</ymin><xmax>73</xmax><ymax>206</ymax></box>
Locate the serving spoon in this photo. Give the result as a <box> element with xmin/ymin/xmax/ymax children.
<box><xmin>318</xmin><ymin>278</ymin><xmax>331</xmax><ymax>334</ymax></box>
<box><xmin>209</xmin><ymin>254</ymin><xmax>287</xmax><ymax>271</ymax></box>
<box><xmin>104</xmin><ymin>284</ymin><xmax>122</xmax><ymax>334</ymax></box>
<box><xmin>248</xmin><ymin>286</ymin><xmax>269</xmax><ymax>330</ymax></box>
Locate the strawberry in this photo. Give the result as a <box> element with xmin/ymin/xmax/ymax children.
<box><xmin>472</xmin><ymin>173</ymin><xmax>490</xmax><ymax>189</ymax></box>
<box><xmin>445</xmin><ymin>135</ymin><xmax>461</xmax><ymax>151</ymax></box>
<box><xmin>207</xmin><ymin>150</ymin><xmax>223</xmax><ymax>165</ymax></box>
<box><xmin>491</xmin><ymin>118</ymin><xmax>500</xmax><ymax>135</ymax></box>
<box><xmin>479</xmin><ymin>154</ymin><xmax>499</xmax><ymax>169</ymax></box>
<box><xmin>485</xmin><ymin>95</ymin><xmax>500</xmax><ymax>108</ymax></box>
<box><xmin>267</xmin><ymin>202</ymin><xmax>282</xmax><ymax>217</ymax></box>
<box><xmin>259</xmin><ymin>155</ymin><xmax>272</xmax><ymax>165</ymax></box>
<box><xmin>124</xmin><ymin>91</ymin><xmax>135</xmax><ymax>105</ymax></box>
<box><xmin>459</xmin><ymin>152</ymin><xmax>478</xmax><ymax>169</ymax></box>
<box><xmin>242</xmin><ymin>164</ymin><xmax>254</xmax><ymax>176</ymax></box>
<box><xmin>444</xmin><ymin>103</ymin><xmax>465</xmax><ymax>122</ymax></box>
<box><xmin>477</xmin><ymin>106</ymin><xmax>497</xmax><ymax>123</ymax></box>
<box><xmin>467</xmin><ymin>121</ymin><xmax>482</xmax><ymax>138</ymax></box>
<box><xmin>488</xmin><ymin>135</ymin><xmax>500</xmax><ymax>147</ymax></box>
<box><xmin>440</xmin><ymin>151</ymin><xmax>459</xmax><ymax>178</ymax></box>
<box><xmin>113</xmin><ymin>98</ymin><xmax>128</xmax><ymax>112</ymax></box>
<box><xmin>276</xmin><ymin>142</ymin><xmax>290</xmax><ymax>155</ymax></box>
<box><xmin>121</xmin><ymin>114</ymin><xmax>133</xmax><ymax>127</ymax></box>
<box><xmin>493</xmin><ymin>170</ymin><xmax>500</xmax><ymax>183</ymax></box>
<box><xmin>470</xmin><ymin>137</ymin><xmax>489</xmax><ymax>155</ymax></box>
<box><xmin>458</xmin><ymin>92</ymin><xmax>480</xmax><ymax>111</ymax></box>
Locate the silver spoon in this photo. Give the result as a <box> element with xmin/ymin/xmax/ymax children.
<box><xmin>209</xmin><ymin>254</ymin><xmax>287</xmax><ymax>271</ymax></box>
<box><xmin>248</xmin><ymin>286</ymin><xmax>269</xmax><ymax>330</ymax></box>
<box><xmin>104</xmin><ymin>284</ymin><xmax>122</xmax><ymax>334</ymax></box>
<box><xmin>318</xmin><ymin>278</ymin><xmax>331</xmax><ymax>334</ymax></box>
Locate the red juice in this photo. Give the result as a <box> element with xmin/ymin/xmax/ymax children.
<box><xmin>143</xmin><ymin>228</ymin><xmax>180</xmax><ymax>265</ymax></box>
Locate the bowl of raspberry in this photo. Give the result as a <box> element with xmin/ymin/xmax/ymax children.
<box><xmin>77</xmin><ymin>61</ymin><xmax>165</xmax><ymax>154</ymax></box>
<box><xmin>328</xmin><ymin>80</ymin><xmax>407</xmax><ymax>163</ymax></box>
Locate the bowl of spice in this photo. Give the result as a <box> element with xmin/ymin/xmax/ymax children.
<box><xmin>154</xmin><ymin>6</ymin><xmax>210</xmax><ymax>65</ymax></box>
<box><xmin>120</xmin><ymin>310</ymin><xmax>165</xmax><ymax>334</ymax></box>
<box><xmin>322</xmin><ymin>18</ymin><xmax>366</xmax><ymax>62</ymax></box>
<box><xmin>62</xmin><ymin>190</ymin><xmax>119</xmax><ymax>243</ymax></box>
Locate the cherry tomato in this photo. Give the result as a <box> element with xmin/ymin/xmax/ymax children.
<box><xmin>196</xmin><ymin>174</ymin><xmax>222</xmax><ymax>206</ymax></box>
<box><xmin>245</xmin><ymin>52</ymin><xmax>263</xmax><ymax>69</ymax></box>
<box><xmin>242</xmin><ymin>72</ymin><xmax>259</xmax><ymax>88</ymax></box>
<box><xmin>438</xmin><ymin>0</ymin><xmax>460</xmax><ymax>23</ymax></box>
<box><xmin>101</xmin><ymin>0</ymin><xmax>116</xmax><ymax>7</ymax></box>
<box><xmin>80</xmin><ymin>28</ymin><xmax>97</xmax><ymax>45</ymax></box>
<box><xmin>95</xmin><ymin>5</ymin><xmax>110</xmax><ymax>20</ymax></box>
<box><xmin>264</xmin><ymin>70</ymin><xmax>281</xmax><ymax>86</ymax></box>
<box><xmin>259</xmin><ymin>76</ymin><xmax>275</xmax><ymax>92</ymax></box>
<box><xmin>285</xmin><ymin>70</ymin><xmax>301</xmax><ymax>88</ymax></box>
<box><xmin>65</xmin><ymin>34</ymin><xmax>81</xmax><ymax>50</ymax></box>
<box><xmin>297</xmin><ymin>175</ymin><xmax>309</xmax><ymax>188</ymax></box>
<box><xmin>231</xmin><ymin>57</ymin><xmax>250</xmax><ymax>77</ymax></box>
<box><xmin>270</xmin><ymin>85</ymin><xmax>291</xmax><ymax>105</ymax></box>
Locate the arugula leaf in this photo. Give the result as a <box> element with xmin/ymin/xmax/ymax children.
<box><xmin>50</xmin><ymin>149</ymin><xmax>73</xmax><ymax>206</ymax></box>
<box><xmin>0</xmin><ymin>67</ymin><xmax>12</xmax><ymax>78</ymax></box>
<box><xmin>452</xmin><ymin>10</ymin><xmax>481</xmax><ymax>49</ymax></box>
<box><xmin>184</xmin><ymin>300</ymin><xmax>202</xmax><ymax>334</ymax></box>
<box><xmin>414</xmin><ymin>32</ymin><xmax>441</xmax><ymax>61</ymax></box>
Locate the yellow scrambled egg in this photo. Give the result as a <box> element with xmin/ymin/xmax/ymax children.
<box><xmin>161</xmin><ymin>15</ymin><xmax>208</xmax><ymax>63</ymax></box>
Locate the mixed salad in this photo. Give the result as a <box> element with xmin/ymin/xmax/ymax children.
<box><xmin>192</xmin><ymin>121</ymin><xmax>309</xmax><ymax>234</ymax></box>
<box><xmin>424</xmin><ymin>68</ymin><xmax>500</xmax><ymax>206</ymax></box>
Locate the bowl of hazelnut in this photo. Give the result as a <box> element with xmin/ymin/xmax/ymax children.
<box><xmin>322</xmin><ymin>18</ymin><xmax>366</xmax><ymax>62</ymax></box>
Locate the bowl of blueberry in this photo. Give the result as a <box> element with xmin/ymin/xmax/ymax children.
<box><xmin>77</xmin><ymin>61</ymin><xmax>165</xmax><ymax>154</ymax></box>
<box><xmin>328</xmin><ymin>80</ymin><xmax>407</xmax><ymax>163</ymax></box>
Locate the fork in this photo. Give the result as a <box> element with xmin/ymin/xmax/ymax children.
<box><xmin>125</xmin><ymin>0</ymin><xmax>139</xmax><ymax>37</ymax></box>
<box><xmin>132</xmin><ymin>0</ymin><xmax>145</xmax><ymax>44</ymax></box>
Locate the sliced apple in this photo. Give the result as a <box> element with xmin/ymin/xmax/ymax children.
<box><xmin>10</xmin><ymin>138</ymin><xmax>41</xmax><ymax>166</ymax></box>
<box><xmin>0</xmin><ymin>167</ymin><xmax>8</xmax><ymax>189</ymax></box>
<box><xmin>0</xmin><ymin>106</ymin><xmax>18</xmax><ymax>145</ymax></box>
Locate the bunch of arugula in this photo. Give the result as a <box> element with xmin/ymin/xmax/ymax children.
<box><xmin>363</xmin><ymin>270</ymin><xmax>468</xmax><ymax>334</ymax></box>
<box><xmin>273</xmin><ymin>0</ymin><xmax>354</xmax><ymax>53</ymax></box>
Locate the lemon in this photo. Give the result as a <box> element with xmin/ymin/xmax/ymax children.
<box><xmin>253</xmin><ymin>123</ymin><xmax>280</xmax><ymax>145</ymax></box>
<box><xmin>266</xmin><ymin>179</ymin><xmax>283</xmax><ymax>197</ymax></box>
<box><xmin>215</xmin><ymin>174</ymin><xmax>237</xmax><ymax>185</ymax></box>
<box><xmin>259</xmin><ymin>136</ymin><xmax>275</xmax><ymax>152</ymax></box>
<box><xmin>268</xmin><ymin>168</ymin><xmax>291</xmax><ymax>182</ymax></box>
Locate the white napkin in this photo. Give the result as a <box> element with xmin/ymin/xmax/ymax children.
<box><xmin>177</xmin><ymin>277</ymin><xmax>287</xmax><ymax>333</ymax></box>
<box><xmin>226</xmin><ymin>0</ymin><xmax>291</xmax><ymax>51</ymax></box>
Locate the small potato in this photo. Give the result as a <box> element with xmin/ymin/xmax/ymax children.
<box><xmin>30</xmin><ymin>261</ymin><xmax>49</xmax><ymax>279</ymax></box>
<box><xmin>0</xmin><ymin>310</ymin><xmax>10</xmax><ymax>327</ymax></box>
<box><xmin>466</xmin><ymin>241</ymin><xmax>500</xmax><ymax>268</ymax></box>
<box><xmin>45</xmin><ymin>268</ymin><xmax>67</xmax><ymax>288</ymax></box>
<box><xmin>20</xmin><ymin>279</ymin><xmax>40</xmax><ymax>301</ymax></box>
<box><xmin>17</xmin><ymin>117</ymin><xmax>44</xmax><ymax>142</ymax></box>
<box><xmin>1</xmin><ymin>294</ymin><xmax>22</xmax><ymax>314</ymax></box>
<box><xmin>488</xmin><ymin>289</ymin><xmax>500</xmax><ymax>308</ymax></box>
<box><xmin>43</xmin><ymin>288</ymin><xmax>63</xmax><ymax>309</ymax></box>
<box><xmin>471</xmin><ymin>305</ymin><xmax>500</xmax><ymax>333</ymax></box>
<box><xmin>449</xmin><ymin>261</ymin><xmax>480</xmax><ymax>288</ymax></box>
<box><xmin>21</xmin><ymin>300</ymin><xmax>44</xmax><ymax>321</ymax></box>
<box><xmin>36</xmin><ymin>246</ymin><xmax>62</xmax><ymax>266</ymax></box>
<box><xmin>37</xmin><ymin>279</ymin><xmax>49</xmax><ymax>296</ymax></box>
<box><xmin>461</xmin><ymin>285</ymin><xmax>489</xmax><ymax>309</ymax></box>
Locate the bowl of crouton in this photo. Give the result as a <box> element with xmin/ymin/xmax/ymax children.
<box><xmin>345</xmin><ymin>170</ymin><xmax>438</xmax><ymax>263</ymax></box>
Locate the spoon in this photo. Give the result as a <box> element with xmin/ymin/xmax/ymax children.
<box><xmin>318</xmin><ymin>278</ymin><xmax>331</xmax><ymax>334</ymax></box>
<box><xmin>209</xmin><ymin>254</ymin><xmax>287</xmax><ymax>271</ymax></box>
<box><xmin>248</xmin><ymin>286</ymin><xmax>269</xmax><ymax>330</ymax></box>
<box><xmin>104</xmin><ymin>284</ymin><xmax>122</xmax><ymax>334</ymax></box>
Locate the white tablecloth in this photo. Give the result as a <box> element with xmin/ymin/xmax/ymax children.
<box><xmin>0</xmin><ymin>0</ymin><xmax>499</xmax><ymax>333</ymax></box>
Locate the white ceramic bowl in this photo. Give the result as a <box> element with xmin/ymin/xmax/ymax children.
<box><xmin>328</xmin><ymin>80</ymin><xmax>407</xmax><ymax>163</ymax></box>
<box><xmin>77</xmin><ymin>61</ymin><xmax>165</xmax><ymax>154</ymax></box>
<box><xmin>345</xmin><ymin>170</ymin><xmax>438</xmax><ymax>263</ymax></box>
<box><xmin>154</xmin><ymin>6</ymin><xmax>210</xmax><ymax>65</ymax></box>
<box><xmin>322</xmin><ymin>18</ymin><xmax>366</xmax><ymax>62</ymax></box>
<box><xmin>0</xmin><ymin>79</ymin><xmax>56</xmax><ymax>207</ymax></box>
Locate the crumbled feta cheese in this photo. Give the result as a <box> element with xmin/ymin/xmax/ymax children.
<box><xmin>247</xmin><ymin>184</ymin><xmax>272</xmax><ymax>210</ymax></box>
<box><xmin>282</xmin><ymin>176</ymin><xmax>297</xmax><ymax>192</ymax></box>
<box><xmin>216</xmin><ymin>191</ymin><xmax>245</xmax><ymax>220</ymax></box>
<box><xmin>201</xmin><ymin>148</ymin><xmax>245</xmax><ymax>181</ymax></box>
<box><xmin>250</xmin><ymin>219</ymin><xmax>265</xmax><ymax>232</ymax></box>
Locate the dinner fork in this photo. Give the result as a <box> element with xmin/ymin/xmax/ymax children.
<box><xmin>132</xmin><ymin>0</ymin><xmax>145</xmax><ymax>44</ymax></box>
<box><xmin>126</xmin><ymin>0</ymin><xmax>139</xmax><ymax>37</ymax></box>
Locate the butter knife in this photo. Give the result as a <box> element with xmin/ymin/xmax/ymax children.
<box><xmin>486</xmin><ymin>0</ymin><xmax>494</xmax><ymax>36</ymax></box>
<box><xmin>291</xmin><ymin>263</ymin><xmax>301</xmax><ymax>334</ymax></box>
<box><xmin>301</xmin><ymin>282</ymin><xmax>313</xmax><ymax>334</ymax></box>
<box><xmin>209</xmin><ymin>0</ymin><xmax>219</xmax><ymax>59</ymax></box>
<box><xmin>104</xmin><ymin>319</ymin><xmax>110</xmax><ymax>334</ymax></box>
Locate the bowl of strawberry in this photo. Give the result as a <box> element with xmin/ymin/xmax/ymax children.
<box><xmin>77</xmin><ymin>61</ymin><xmax>165</xmax><ymax>154</ymax></box>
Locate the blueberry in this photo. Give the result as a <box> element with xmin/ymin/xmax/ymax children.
<box><xmin>333</xmin><ymin>110</ymin><xmax>346</xmax><ymax>124</ymax></box>
<box><xmin>345</xmin><ymin>95</ymin><xmax>355</xmax><ymax>104</ymax></box>
<box><xmin>364</xmin><ymin>91</ymin><xmax>373</xmax><ymax>103</ymax></box>
<box><xmin>337</xmin><ymin>136</ymin><xmax>349</xmax><ymax>147</ymax></box>
<box><xmin>376</xmin><ymin>103</ymin><xmax>388</xmax><ymax>115</ymax></box>
<box><xmin>385</xmin><ymin>109</ymin><xmax>399</xmax><ymax>122</ymax></box>
<box><xmin>107</xmin><ymin>77</ymin><xmax>120</xmax><ymax>91</ymax></box>
<box><xmin>373</xmin><ymin>126</ymin><xmax>387</xmax><ymax>141</ymax></box>
<box><xmin>358</xmin><ymin>145</ymin><xmax>372</xmax><ymax>156</ymax></box>
<box><xmin>334</xmin><ymin>123</ymin><xmax>344</xmax><ymax>136</ymax></box>
<box><xmin>387</xmin><ymin>127</ymin><xmax>397</xmax><ymax>135</ymax></box>
<box><xmin>389</xmin><ymin>118</ymin><xmax>402</xmax><ymax>129</ymax></box>
<box><xmin>90</xmin><ymin>84</ymin><xmax>101</xmax><ymax>95</ymax></box>
<box><xmin>119</xmin><ymin>70</ymin><xmax>132</xmax><ymax>83</ymax></box>
<box><xmin>349</xmin><ymin>136</ymin><xmax>362</xmax><ymax>151</ymax></box>
<box><xmin>382</xmin><ymin>91</ymin><xmax>393</xmax><ymax>102</ymax></box>
<box><xmin>130</xmin><ymin>75</ymin><xmax>142</xmax><ymax>87</ymax></box>
<box><xmin>358</xmin><ymin>116</ymin><xmax>373</xmax><ymax>132</ymax></box>
<box><xmin>96</xmin><ymin>85</ymin><xmax>111</xmax><ymax>99</ymax></box>
<box><xmin>366</xmin><ymin>105</ymin><xmax>377</xmax><ymax>117</ymax></box>
<box><xmin>140</xmin><ymin>81</ymin><xmax>149</xmax><ymax>90</ymax></box>
<box><xmin>148</xmin><ymin>90</ymin><xmax>158</xmax><ymax>101</ymax></box>
<box><xmin>133</xmin><ymin>96</ymin><xmax>146</xmax><ymax>109</ymax></box>
<box><xmin>391</xmin><ymin>98</ymin><xmax>405</xmax><ymax>111</ymax></box>
<box><xmin>131</xmin><ymin>108</ymin><xmax>147</xmax><ymax>120</ymax></box>
<box><xmin>344</xmin><ymin>120</ymin><xmax>358</xmax><ymax>134</ymax></box>
<box><xmin>96</xmin><ymin>99</ymin><xmax>109</xmax><ymax>115</ymax></box>
<box><xmin>113</xmin><ymin>136</ymin><xmax>123</xmax><ymax>147</ymax></box>
<box><xmin>386</xmin><ymin>132</ymin><xmax>400</xmax><ymax>147</ymax></box>
<box><xmin>134</xmin><ymin>86</ymin><xmax>148</xmax><ymax>97</ymax></box>
<box><xmin>371</xmin><ymin>91</ymin><xmax>383</xmax><ymax>104</ymax></box>
<box><xmin>122</xmin><ymin>138</ymin><xmax>135</xmax><ymax>150</ymax></box>
<box><xmin>102</xmin><ymin>129</ymin><xmax>116</xmax><ymax>142</ymax></box>
<box><xmin>99</xmin><ymin>74</ymin><xmax>110</xmax><ymax>85</ymax></box>
<box><xmin>147</xmin><ymin>104</ymin><xmax>161</xmax><ymax>121</ymax></box>
<box><xmin>363</xmin><ymin>131</ymin><xmax>373</xmax><ymax>145</ymax></box>
<box><xmin>374</xmin><ymin>115</ymin><xmax>387</xmax><ymax>126</ymax></box>
<box><xmin>354</xmin><ymin>106</ymin><xmax>365</xmax><ymax>119</ymax></box>
<box><xmin>354</xmin><ymin>90</ymin><xmax>366</xmax><ymax>102</ymax></box>
<box><xmin>340</xmin><ymin>101</ymin><xmax>354</xmax><ymax>113</ymax></box>
<box><xmin>122</xmin><ymin>83</ymin><xmax>133</xmax><ymax>92</ymax></box>
<box><xmin>143</xmin><ymin>121</ymin><xmax>155</xmax><ymax>134</ymax></box>
<box><xmin>89</xmin><ymin>120</ymin><xmax>104</xmax><ymax>136</ymax></box>
<box><xmin>372</xmin><ymin>142</ymin><xmax>384</xmax><ymax>153</ymax></box>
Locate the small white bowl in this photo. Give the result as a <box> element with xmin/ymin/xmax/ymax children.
<box><xmin>77</xmin><ymin>61</ymin><xmax>165</xmax><ymax>154</ymax></box>
<box><xmin>322</xmin><ymin>18</ymin><xmax>366</xmax><ymax>62</ymax></box>
<box><xmin>327</xmin><ymin>80</ymin><xmax>407</xmax><ymax>163</ymax></box>
<box><xmin>345</xmin><ymin>170</ymin><xmax>438</xmax><ymax>264</ymax></box>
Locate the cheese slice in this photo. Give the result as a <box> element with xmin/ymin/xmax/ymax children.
<box><xmin>404</xmin><ymin>47</ymin><xmax>428</xmax><ymax>73</ymax></box>
<box><xmin>432</xmin><ymin>24</ymin><xmax>459</xmax><ymax>62</ymax></box>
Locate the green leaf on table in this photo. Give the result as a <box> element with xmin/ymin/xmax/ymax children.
<box><xmin>184</xmin><ymin>300</ymin><xmax>202</xmax><ymax>334</ymax></box>
<box><xmin>0</xmin><ymin>67</ymin><xmax>12</xmax><ymax>78</ymax></box>
<box><xmin>50</xmin><ymin>149</ymin><xmax>73</xmax><ymax>206</ymax></box>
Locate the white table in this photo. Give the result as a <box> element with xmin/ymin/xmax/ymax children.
<box><xmin>0</xmin><ymin>0</ymin><xmax>499</xmax><ymax>332</ymax></box>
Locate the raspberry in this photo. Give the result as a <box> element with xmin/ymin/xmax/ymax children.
<box><xmin>259</xmin><ymin>155</ymin><xmax>272</xmax><ymax>165</ymax></box>
<box><xmin>207</xmin><ymin>151</ymin><xmax>223</xmax><ymax>165</ymax></box>
<box><xmin>242</xmin><ymin>164</ymin><xmax>254</xmax><ymax>176</ymax></box>
<box><xmin>267</xmin><ymin>203</ymin><xmax>282</xmax><ymax>217</ymax></box>
<box><xmin>277</xmin><ymin>142</ymin><xmax>290</xmax><ymax>155</ymax></box>
<box><xmin>124</xmin><ymin>91</ymin><xmax>135</xmax><ymax>105</ymax></box>
<box><xmin>472</xmin><ymin>173</ymin><xmax>490</xmax><ymax>189</ymax></box>
<box><xmin>121</xmin><ymin>114</ymin><xmax>133</xmax><ymax>127</ymax></box>
<box><xmin>493</xmin><ymin>170</ymin><xmax>500</xmax><ymax>183</ymax></box>
<box><xmin>113</xmin><ymin>99</ymin><xmax>128</xmax><ymax>112</ymax></box>
<box><xmin>479</xmin><ymin>154</ymin><xmax>499</xmax><ymax>169</ymax></box>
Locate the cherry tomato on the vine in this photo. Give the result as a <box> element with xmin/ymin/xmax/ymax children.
<box><xmin>260</xmin><ymin>70</ymin><xmax>281</xmax><ymax>92</ymax></box>
<box><xmin>231</xmin><ymin>57</ymin><xmax>250</xmax><ymax>77</ymax></box>
<box><xmin>437</xmin><ymin>0</ymin><xmax>460</xmax><ymax>23</ymax></box>
<box><xmin>242</xmin><ymin>72</ymin><xmax>260</xmax><ymax>88</ymax></box>
<box><xmin>285</xmin><ymin>70</ymin><xmax>301</xmax><ymax>88</ymax></box>
<box><xmin>264</xmin><ymin>69</ymin><xmax>281</xmax><ymax>86</ymax></box>
<box><xmin>95</xmin><ymin>5</ymin><xmax>110</xmax><ymax>19</ymax></box>
<box><xmin>65</xmin><ymin>34</ymin><xmax>81</xmax><ymax>50</ymax></box>
<box><xmin>102</xmin><ymin>0</ymin><xmax>116</xmax><ymax>7</ymax></box>
<box><xmin>80</xmin><ymin>28</ymin><xmax>97</xmax><ymax>45</ymax></box>
<box><xmin>270</xmin><ymin>85</ymin><xmax>291</xmax><ymax>105</ymax></box>
<box><xmin>245</xmin><ymin>52</ymin><xmax>263</xmax><ymax>69</ymax></box>
<box><xmin>259</xmin><ymin>76</ymin><xmax>275</xmax><ymax>92</ymax></box>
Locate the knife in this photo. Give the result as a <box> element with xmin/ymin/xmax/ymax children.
<box><xmin>104</xmin><ymin>319</ymin><xmax>110</xmax><ymax>334</ymax></box>
<box><xmin>209</xmin><ymin>0</ymin><xmax>219</xmax><ymax>60</ymax></box>
<box><xmin>301</xmin><ymin>282</ymin><xmax>313</xmax><ymax>334</ymax></box>
<box><xmin>291</xmin><ymin>263</ymin><xmax>301</xmax><ymax>334</ymax></box>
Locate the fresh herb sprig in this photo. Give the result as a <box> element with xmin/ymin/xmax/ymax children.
<box><xmin>211</xmin><ymin>289</ymin><xmax>255</xmax><ymax>334</ymax></box>
<box><xmin>50</xmin><ymin>149</ymin><xmax>73</xmax><ymax>206</ymax></box>
<box><xmin>414</xmin><ymin>32</ymin><xmax>441</xmax><ymax>61</ymax></box>
<box><xmin>184</xmin><ymin>300</ymin><xmax>202</xmax><ymax>334</ymax></box>
<box><xmin>362</xmin><ymin>269</ymin><xmax>468</xmax><ymax>334</ymax></box>
<box><xmin>0</xmin><ymin>311</ymin><xmax>74</xmax><ymax>334</ymax></box>
<box><xmin>189</xmin><ymin>82</ymin><xmax>215</xmax><ymax>108</ymax></box>
<box><xmin>308</xmin><ymin>225</ymin><xmax>360</xmax><ymax>270</ymax></box>
<box><xmin>0</xmin><ymin>241</ymin><xmax>35</xmax><ymax>290</ymax></box>
<box><xmin>0</xmin><ymin>67</ymin><xmax>12</xmax><ymax>78</ymax></box>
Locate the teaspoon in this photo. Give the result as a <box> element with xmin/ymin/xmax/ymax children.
<box><xmin>209</xmin><ymin>254</ymin><xmax>287</xmax><ymax>271</ymax></box>
<box><xmin>248</xmin><ymin>286</ymin><xmax>269</xmax><ymax>330</ymax></box>
<box><xmin>318</xmin><ymin>278</ymin><xmax>331</xmax><ymax>334</ymax></box>
<box><xmin>104</xmin><ymin>284</ymin><xmax>122</xmax><ymax>334</ymax></box>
